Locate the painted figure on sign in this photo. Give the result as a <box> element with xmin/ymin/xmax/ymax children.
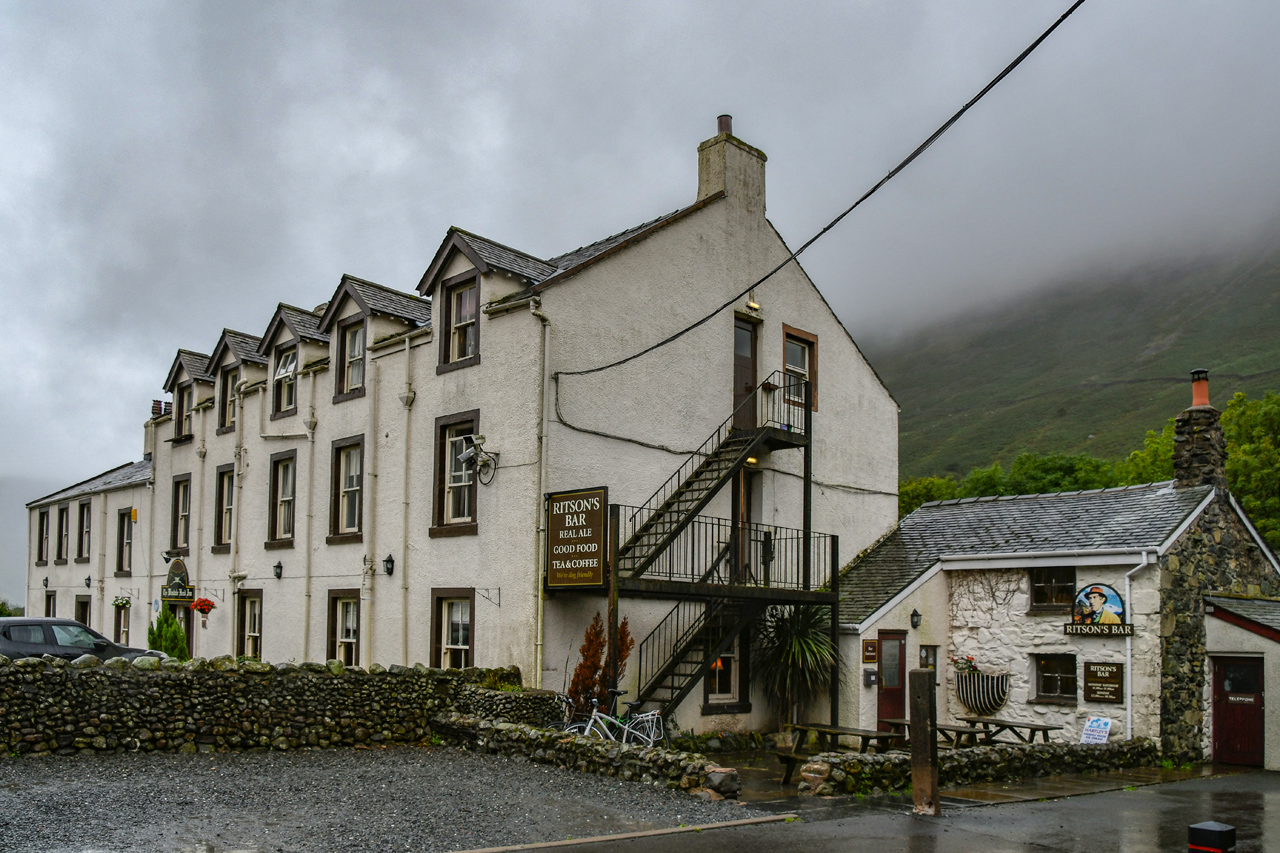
<box><xmin>1073</xmin><ymin>585</ymin><xmax>1122</xmax><ymax>625</ymax></box>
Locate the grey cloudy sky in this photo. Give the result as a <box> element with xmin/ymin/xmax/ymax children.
<box><xmin>3</xmin><ymin>1</ymin><xmax>1280</xmax><ymax>597</ymax></box>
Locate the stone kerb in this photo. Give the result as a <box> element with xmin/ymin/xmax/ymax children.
<box><xmin>0</xmin><ymin>653</ymin><xmax>556</xmax><ymax>758</ymax></box>
<box><xmin>796</xmin><ymin>738</ymin><xmax>1160</xmax><ymax>797</ymax></box>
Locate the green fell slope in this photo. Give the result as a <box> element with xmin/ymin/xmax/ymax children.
<box><xmin>863</xmin><ymin>245</ymin><xmax>1280</xmax><ymax>479</ymax></box>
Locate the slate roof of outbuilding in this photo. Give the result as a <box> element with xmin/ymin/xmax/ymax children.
<box><xmin>27</xmin><ymin>459</ymin><xmax>153</xmax><ymax>508</ymax></box>
<box><xmin>222</xmin><ymin>329</ymin><xmax>266</xmax><ymax>365</ymax></box>
<box><xmin>1206</xmin><ymin>596</ymin><xmax>1280</xmax><ymax>636</ymax></box>
<box><xmin>345</xmin><ymin>277</ymin><xmax>431</xmax><ymax>325</ymax></box>
<box><xmin>839</xmin><ymin>481</ymin><xmax>1214</xmax><ymax>625</ymax></box>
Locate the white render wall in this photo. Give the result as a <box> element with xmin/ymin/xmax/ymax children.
<box><xmin>1204</xmin><ymin>616</ymin><xmax>1280</xmax><ymax>770</ymax></box>
<box><xmin>946</xmin><ymin>561</ymin><xmax>1162</xmax><ymax>742</ymax></box>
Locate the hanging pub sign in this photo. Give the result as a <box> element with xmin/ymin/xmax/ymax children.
<box><xmin>161</xmin><ymin>559</ymin><xmax>195</xmax><ymax>604</ymax></box>
<box><xmin>1064</xmin><ymin>583</ymin><xmax>1132</xmax><ymax>636</ymax></box>
<box><xmin>1083</xmin><ymin>661</ymin><xmax>1124</xmax><ymax>703</ymax></box>
<box><xmin>545</xmin><ymin>487</ymin><xmax>608</xmax><ymax>591</ymax></box>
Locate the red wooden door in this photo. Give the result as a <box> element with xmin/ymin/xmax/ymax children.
<box><xmin>878</xmin><ymin>631</ymin><xmax>907</xmax><ymax>728</ymax></box>
<box><xmin>1213</xmin><ymin>657</ymin><xmax>1264</xmax><ymax>766</ymax></box>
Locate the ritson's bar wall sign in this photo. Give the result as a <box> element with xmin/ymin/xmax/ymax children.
<box><xmin>544</xmin><ymin>487</ymin><xmax>608</xmax><ymax>590</ymax></box>
<box><xmin>1063</xmin><ymin>583</ymin><xmax>1133</xmax><ymax>636</ymax></box>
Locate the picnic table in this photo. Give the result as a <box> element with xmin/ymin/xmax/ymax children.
<box><xmin>879</xmin><ymin>718</ymin><xmax>985</xmax><ymax>748</ymax></box>
<box><xmin>771</xmin><ymin>722</ymin><xmax>906</xmax><ymax>783</ymax></box>
<box><xmin>956</xmin><ymin>715</ymin><xmax>1064</xmax><ymax>744</ymax></box>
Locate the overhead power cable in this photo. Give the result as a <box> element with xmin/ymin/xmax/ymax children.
<box><xmin>557</xmin><ymin>0</ymin><xmax>1089</xmax><ymax>379</ymax></box>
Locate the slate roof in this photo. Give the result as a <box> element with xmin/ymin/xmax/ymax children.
<box><xmin>222</xmin><ymin>329</ymin><xmax>266</xmax><ymax>365</ymax></box>
<box><xmin>27</xmin><ymin>460</ymin><xmax>153</xmax><ymax>508</ymax></box>
<box><xmin>280</xmin><ymin>305</ymin><xmax>329</xmax><ymax>342</ymax></box>
<box><xmin>345</xmin><ymin>277</ymin><xmax>431</xmax><ymax>325</ymax></box>
<box><xmin>839</xmin><ymin>481</ymin><xmax>1214</xmax><ymax>625</ymax></box>
<box><xmin>177</xmin><ymin>350</ymin><xmax>213</xmax><ymax>383</ymax></box>
<box><xmin>454</xmin><ymin>230</ymin><xmax>558</xmax><ymax>281</ymax></box>
<box><xmin>546</xmin><ymin>206</ymin><xmax>689</xmax><ymax>273</ymax></box>
<box><xmin>1206</xmin><ymin>596</ymin><xmax>1280</xmax><ymax>636</ymax></box>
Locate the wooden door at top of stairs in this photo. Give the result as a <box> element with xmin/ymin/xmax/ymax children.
<box><xmin>1213</xmin><ymin>656</ymin><xmax>1264</xmax><ymax>767</ymax></box>
<box><xmin>733</xmin><ymin>317</ymin><xmax>757</xmax><ymax>431</ymax></box>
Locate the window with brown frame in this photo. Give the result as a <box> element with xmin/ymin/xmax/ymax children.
<box><xmin>237</xmin><ymin>589</ymin><xmax>263</xmax><ymax>659</ymax></box>
<box><xmin>1033</xmin><ymin>654</ymin><xmax>1078</xmax><ymax>704</ymax></box>
<box><xmin>75</xmin><ymin>500</ymin><xmax>91</xmax><ymax>562</ymax></box>
<box><xmin>272</xmin><ymin>344</ymin><xmax>298</xmax><ymax>418</ymax></box>
<box><xmin>36</xmin><ymin>509</ymin><xmax>49</xmax><ymax>565</ymax></box>
<box><xmin>431</xmin><ymin>410</ymin><xmax>479</xmax><ymax>537</ymax></box>
<box><xmin>1029</xmin><ymin>567</ymin><xmax>1075</xmax><ymax>611</ymax></box>
<box><xmin>55</xmin><ymin>504</ymin><xmax>69</xmax><ymax>563</ymax></box>
<box><xmin>782</xmin><ymin>324</ymin><xmax>818</xmax><ymax>410</ymax></box>
<box><xmin>328</xmin><ymin>436</ymin><xmax>363</xmax><ymax>544</ymax></box>
<box><xmin>267</xmin><ymin>451</ymin><xmax>296</xmax><ymax>547</ymax></box>
<box><xmin>219</xmin><ymin>365</ymin><xmax>239</xmax><ymax>431</ymax></box>
<box><xmin>213</xmin><ymin>464</ymin><xmax>235</xmax><ymax>551</ymax></box>
<box><xmin>437</xmin><ymin>274</ymin><xmax>480</xmax><ymax>372</ymax></box>
<box><xmin>113</xmin><ymin>603</ymin><xmax>130</xmax><ymax>645</ymax></box>
<box><xmin>45</xmin><ymin>591</ymin><xmax>56</xmax><ymax>617</ymax></box>
<box><xmin>116</xmin><ymin>508</ymin><xmax>133</xmax><ymax>575</ymax></box>
<box><xmin>327</xmin><ymin>589</ymin><xmax>360</xmax><ymax>666</ymax></box>
<box><xmin>334</xmin><ymin>319</ymin><xmax>366</xmax><ymax>402</ymax></box>
<box><xmin>170</xmin><ymin>475</ymin><xmax>191</xmax><ymax>554</ymax></box>
<box><xmin>430</xmin><ymin>588</ymin><xmax>475</xmax><ymax>669</ymax></box>
<box><xmin>174</xmin><ymin>382</ymin><xmax>194</xmax><ymax>439</ymax></box>
<box><xmin>702</xmin><ymin>631</ymin><xmax>752</xmax><ymax>715</ymax></box>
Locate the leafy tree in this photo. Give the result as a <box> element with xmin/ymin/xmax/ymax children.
<box><xmin>1115</xmin><ymin>419</ymin><xmax>1176</xmax><ymax>486</ymax></box>
<box><xmin>148</xmin><ymin>608</ymin><xmax>190</xmax><ymax>662</ymax></box>
<box><xmin>1222</xmin><ymin>391</ymin><xmax>1280</xmax><ymax>551</ymax></box>
<box><xmin>0</xmin><ymin>598</ymin><xmax>22</xmax><ymax>617</ymax></box>
<box><xmin>957</xmin><ymin>461</ymin><xmax>1006</xmax><ymax>497</ymax></box>
<box><xmin>752</xmin><ymin>605</ymin><xmax>838</xmax><ymax>728</ymax></box>
<box><xmin>1004</xmin><ymin>452</ymin><xmax>1117</xmax><ymax>495</ymax></box>
<box><xmin>898</xmin><ymin>475</ymin><xmax>958</xmax><ymax>518</ymax></box>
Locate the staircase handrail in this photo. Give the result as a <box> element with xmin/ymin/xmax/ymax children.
<box><xmin>626</xmin><ymin>370</ymin><xmax>805</xmax><ymax>530</ymax></box>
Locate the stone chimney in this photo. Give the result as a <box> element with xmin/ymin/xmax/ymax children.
<box><xmin>1173</xmin><ymin>369</ymin><xmax>1228</xmax><ymax>490</ymax></box>
<box><xmin>697</xmin><ymin>114</ymin><xmax>767</xmax><ymax>218</ymax></box>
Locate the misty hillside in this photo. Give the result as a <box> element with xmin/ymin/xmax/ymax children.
<box><xmin>862</xmin><ymin>243</ymin><xmax>1280</xmax><ymax>480</ymax></box>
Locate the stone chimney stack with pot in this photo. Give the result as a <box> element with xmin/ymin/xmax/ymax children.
<box><xmin>697</xmin><ymin>114</ymin><xmax>767</xmax><ymax>219</ymax></box>
<box><xmin>1173</xmin><ymin>368</ymin><xmax>1228</xmax><ymax>490</ymax></box>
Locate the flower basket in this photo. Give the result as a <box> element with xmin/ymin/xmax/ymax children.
<box><xmin>190</xmin><ymin>598</ymin><xmax>216</xmax><ymax>615</ymax></box>
<box><xmin>955</xmin><ymin>671</ymin><xmax>1010</xmax><ymax>717</ymax></box>
<box><xmin>111</xmin><ymin>596</ymin><xmax>131</xmax><ymax>608</ymax></box>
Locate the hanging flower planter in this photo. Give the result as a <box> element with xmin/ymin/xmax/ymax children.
<box><xmin>111</xmin><ymin>596</ymin><xmax>131</xmax><ymax>609</ymax></box>
<box><xmin>955</xmin><ymin>670</ymin><xmax>1010</xmax><ymax>717</ymax></box>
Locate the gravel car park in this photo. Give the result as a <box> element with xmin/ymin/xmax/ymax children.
<box><xmin>0</xmin><ymin>617</ymin><xmax>164</xmax><ymax>663</ymax></box>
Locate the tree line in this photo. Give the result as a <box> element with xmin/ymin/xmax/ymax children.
<box><xmin>899</xmin><ymin>391</ymin><xmax>1280</xmax><ymax>551</ymax></box>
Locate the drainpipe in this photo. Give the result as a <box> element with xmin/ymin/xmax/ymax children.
<box><xmin>1125</xmin><ymin>551</ymin><xmax>1154</xmax><ymax>740</ymax></box>
<box><xmin>303</xmin><ymin>370</ymin><xmax>318</xmax><ymax>662</ymax></box>
<box><xmin>531</xmin><ymin>299</ymin><xmax>551</xmax><ymax>688</ymax></box>
<box><xmin>401</xmin><ymin>336</ymin><xmax>414</xmax><ymax>667</ymax></box>
<box><xmin>96</xmin><ymin>495</ymin><xmax>107</xmax><ymax>631</ymax></box>
<box><xmin>362</xmin><ymin>359</ymin><xmax>380</xmax><ymax>670</ymax></box>
<box><xmin>194</xmin><ymin>403</ymin><xmax>208</xmax><ymax>657</ymax></box>
<box><xmin>229</xmin><ymin>379</ymin><xmax>249</xmax><ymax>656</ymax></box>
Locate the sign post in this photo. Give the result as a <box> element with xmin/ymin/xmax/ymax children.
<box><xmin>909</xmin><ymin>668</ymin><xmax>941</xmax><ymax>816</ymax></box>
<box><xmin>544</xmin><ymin>487</ymin><xmax>609</xmax><ymax>591</ymax></box>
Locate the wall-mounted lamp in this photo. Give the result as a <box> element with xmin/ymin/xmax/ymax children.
<box><xmin>273</xmin><ymin>561</ymin><xmax>283</xmax><ymax>580</ymax></box>
<box><xmin>42</xmin><ymin>577</ymin><xmax>48</xmax><ymax>589</ymax></box>
<box><xmin>746</xmin><ymin>289</ymin><xmax>761</xmax><ymax>311</ymax></box>
<box><xmin>910</xmin><ymin>609</ymin><xmax>922</xmax><ymax>630</ymax></box>
<box><xmin>383</xmin><ymin>554</ymin><xmax>395</xmax><ymax>576</ymax></box>
<box><xmin>745</xmin><ymin>457</ymin><xmax>758</xmax><ymax>465</ymax></box>
<box><xmin>84</xmin><ymin>576</ymin><xmax>92</xmax><ymax>589</ymax></box>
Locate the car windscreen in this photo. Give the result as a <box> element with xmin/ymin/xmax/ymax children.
<box><xmin>4</xmin><ymin>625</ymin><xmax>45</xmax><ymax>645</ymax></box>
<box><xmin>49</xmin><ymin>623</ymin><xmax>100</xmax><ymax>649</ymax></box>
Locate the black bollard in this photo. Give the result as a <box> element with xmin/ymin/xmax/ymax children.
<box><xmin>1188</xmin><ymin>821</ymin><xmax>1235</xmax><ymax>852</ymax></box>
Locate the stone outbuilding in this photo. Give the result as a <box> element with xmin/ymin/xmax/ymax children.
<box><xmin>839</xmin><ymin>372</ymin><xmax>1280</xmax><ymax>766</ymax></box>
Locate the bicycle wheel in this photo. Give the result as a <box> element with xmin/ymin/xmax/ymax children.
<box><xmin>561</xmin><ymin>721</ymin><xmax>588</xmax><ymax>736</ymax></box>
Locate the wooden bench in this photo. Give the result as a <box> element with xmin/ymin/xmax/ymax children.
<box><xmin>956</xmin><ymin>715</ymin><xmax>1064</xmax><ymax>744</ymax></box>
<box><xmin>768</xmin><ymin>748</ymin><xmax>821</xmax><ymax>785</ymax></box>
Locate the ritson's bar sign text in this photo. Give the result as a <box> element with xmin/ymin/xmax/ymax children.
<box><xmin>545</xmin><ymin>487</ymin><xmax>608</xmax><ymax>590</ymax></box>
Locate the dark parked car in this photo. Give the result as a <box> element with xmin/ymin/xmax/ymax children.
<box><xmin>0</xmin><ymin>617</ymin><xmax>165</xmax><ymax>662</ymax></box>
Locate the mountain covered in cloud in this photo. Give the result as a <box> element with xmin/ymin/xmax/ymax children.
<box><xmin>863</xmin><ymin>240</ymin><xmax>1280</xmax><ymax>480</ymax></box>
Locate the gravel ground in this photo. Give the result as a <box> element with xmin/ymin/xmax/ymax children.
<box><xmin>0</xmin><ymin>745</ymin><xmax>761</xmax><ymax>852</ymax></box>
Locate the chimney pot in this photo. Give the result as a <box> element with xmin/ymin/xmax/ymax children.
<box><xmin>151</xmin><ymin>400</ymin><xmax>162</xmax><ymax>418</ymax></box>
<box><xmin>1191</xmin><ymin>368</ymin><xmax>1210</xmax><ymax>407</ymax></box>
<box><xmin>717</xmin><ymin>114</ymin><xmax>732</xmax><ymax>135</ymax></box>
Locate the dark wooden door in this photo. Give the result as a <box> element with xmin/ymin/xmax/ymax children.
<box><xmin>1213</xmin><ymin>657</ymin><xmax>1264</xmax><ymax>766</ymax></box>
<box><xmin>733</xmin><ymin>318</ymin><xmax>757</xmax><ymax>430</ymax></box>
<box><xmin>877</xmin><ymin>631</ymin><xmax>907</xmax><ymax>727</ymax></box>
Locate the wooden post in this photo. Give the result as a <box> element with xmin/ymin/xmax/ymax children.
<box><xmin>829</xmin><ymin>535</ymin><xmax>840</xmax><ymax>727</ymax></box>
<box><xmin>909</xmin><ymin>668</ymin><xmax>940</xmax><ymax>816</ymax></box>
<box><xmin>607</xmin><ymin>504</ymin><xmax>620</xmax><ymax>695</ymax></box>
<box><xmin>802</xmin><ymin>379</ymin><xmax>812</xmax><ymax>591</ymax></box>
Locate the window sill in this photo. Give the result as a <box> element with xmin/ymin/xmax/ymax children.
<box><xmin>215</xmin><ymin>425</ymin><xmax>236</xmax><ymax>436</ymax></box>
<box><xmin>74</xmin><ymin>557</ymin><xmax>90</xmax><ymax>564</ymax></box>
<box><xmin>1026</xmin><ymin>606</ymin><xmax>1071</xmax><ymax>616</ymax></box>
<box><xmin>436</xmin><ymin>354</ymin><xmax>480</xmax><ymax>375</ymax></box>
<box><xmin>210</xmin><ymin>544</ymin><xmax>230</xmax><ymax>555</ymax></box>
<box><xmin>269</xmin><ymin>408</ymin><xmax>298</xmax><ymax>422</ymax></box>
<box><xmin>430</xmin><ymin>523</ymin><xmax>478</xmax><ymax>538</ymax></box>
<box><xmin>167</xmin><ymin>434</ymin><xmax>194</xmax><ymax>446</ymax></box>
<box><xmin>165</xmin><ymin>548</ymin><xmax>189</xmax><ymax>558</ymax></box>
<box><xmin>35</xmin><ymin>560</ymin><xmax>47</xmax><ymax>567</ymax></box>
<box><xmin>326</xmin><ymin>532</ymin><xmax>364</xmax><ymax>546</ymax></box>
<box><xmin>701</xmin><ymin>701</ymin><xmax>752</xmax><ymax>716</ymax></box>
<box><xmin>264</xmin><ymin>539</ymin><xmax>294</xmax><ymax>551</ymax></box>
<box><xmin>114</xmin><ymin>571</ymin><xmax>132</xmax><ymax>578</ymax></box>
<box><xmin>332</xmin><ymin>387</ymin><xmax>366</xmax><ymax>404</ymax></box>
<box><xmin>54</xmin><ymin>559</ymin><xmax>67</xmax><ymax>566</ymax></box>
<box><xmin>1029</xmin><ymin>696</ymin><xmax>1077</xmax><ymax>707</ymax></box>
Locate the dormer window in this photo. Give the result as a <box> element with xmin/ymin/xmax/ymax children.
<box><xmin>334</xmin><ymin>320</ymin><xmax>366</xmax><ymax>402</ymax></box>
<box><xmin>174</xmin><ymin>384</ymin><xmax>194</xmax><ymax>438</ymax></box>
<box><xmin>438</xmin><ymin>275</ymin><xmax>480</xmax><ymax>373</ymax></box>
<box><xmin>273</xmin><ymin>346</ymin><xmax>298</xmax><ymax>417</ymax></box>
<box><xmin>219</xmin><ymin>366</ymin><xmax>239</xmax><ymax>431</ymax></box>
